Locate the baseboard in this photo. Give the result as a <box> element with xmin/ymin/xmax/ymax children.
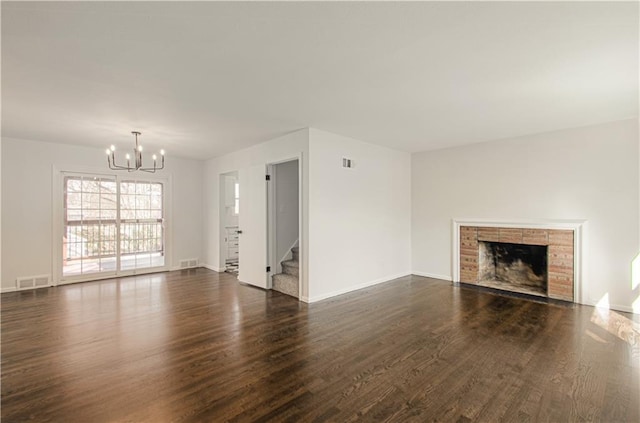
<box><xmin>603</xmin><ymin>303</ymin><xmax>635</xmax><ymax>314</ymax></box>
<box><xmin>411</xmin><ymin>271</ymin><xmax>453</xmax><ymax>282</ymax></box>
<box><xmin>583</xmin><ymin>300</ymin><xmax>635</xmax><ymax>314</ymax></box>
<box><xmin>201</xmin><ymin>264</ymin><xmax>226</xmax><ymax>272</ymax></box>
<box><xmin>306</xmin><ymin>272</ymin><xmax>411</xmax><ymax>303</ymax></box>
<box><xmin>1</xmin><ymin>286</ymin><xmax>17</xmax><ymax>294</ymax></box>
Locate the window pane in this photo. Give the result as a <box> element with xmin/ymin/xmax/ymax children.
<box><xmin>120</xmin><ymin>182</ymin><xmax>135</xmax><ymax>195</ymax></box>
<box><xmin>136</xmin><ymin>210</ymin><xmax>151</xmax><ymax>219</ymax></box>
<box><xmin>63</xmin><ymin>175</ymin><xmax>117</xmax><ymax>277</ymax></box>
<box><xmin>66</xmin><ymin>193</ymin><xmax>82</xmax><ymax>210</ymax></box>
<box><xmin>135</xmin><ymin>195</ymin><xmax>150</xmax><ymax>210</ymax></box>
<box><xmin>67</xmin><ymin>209</ymin><xmax>82</xmax><ymax>221</ymax></box>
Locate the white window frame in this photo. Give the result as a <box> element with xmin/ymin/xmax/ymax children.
<box><xmin>52</xmin><ymin>165</ymin><xmax>172</xmax><ymax>285</ymax></box>
<box><xmin>61</xmin><ymin>173</ymin><xmax>119</xmax><ymax>279</ymax></box>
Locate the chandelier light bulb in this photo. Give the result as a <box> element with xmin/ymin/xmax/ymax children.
<box><xmin>105</xmin><ymin>131</ymin><xmax>165</xmax><ymax>173</ymax></box>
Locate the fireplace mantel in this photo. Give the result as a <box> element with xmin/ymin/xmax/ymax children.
<box><xmin>452</xmin><ymin>219</ymin><xmax>586</xmax><ymax>303</ymax></box>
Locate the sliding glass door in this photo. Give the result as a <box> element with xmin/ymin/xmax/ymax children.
<box><xmin>119</xmin><ymin>180</ymin><xmax>164</xmax><ymax>270</ymax></box>
<box><xmin>62</xmin><ymin>173</ymin><xmax>165</xmax><ymax>280</ymax></box>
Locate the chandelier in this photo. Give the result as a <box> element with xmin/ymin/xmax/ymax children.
<box><xmin>106</xmin><ymin>131</ymin><xmax>165</xmax><ymax>173</ymax></box>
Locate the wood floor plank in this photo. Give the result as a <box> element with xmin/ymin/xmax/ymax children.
<box><xmin>2</xmin><ymin>270</ymin><xmax>639</xmax><ymax>422</ymax></box>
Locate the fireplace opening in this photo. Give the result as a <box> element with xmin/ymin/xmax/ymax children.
<box><xmin>478</xmin><ymin>241</ymin><xmax>548</xmax><ymax>297</ymax></box>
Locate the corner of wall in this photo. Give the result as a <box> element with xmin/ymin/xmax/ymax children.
<box><xmin>202</xmin><ymin>157</ymin><xmax>221</xmax><ymax>271</ymax></box>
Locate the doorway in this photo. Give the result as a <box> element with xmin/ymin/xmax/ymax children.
<box><xmin>220</xmin><ymin>171</ymin><xmax>239</xmax><ymax>274</ymax></box>
<box><xmin>59</xmin><ymin>172</ymin><xmax>168</xmax><ymax>284</ymax></box>
<box><xmin>267</xmin><ymin>159</ymin><xmax>300</xmax><ymax>298</ymax></box>
<box><xmin>220</xmin><ymin>157</ymin><xmax>301</xmax><ymax>296</ymax></box>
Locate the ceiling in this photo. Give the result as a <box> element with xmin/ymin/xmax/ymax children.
<box><xmin>2</xmin><ymin>1</ymin><xmax>638</xmax><ymax>160</ymax></box>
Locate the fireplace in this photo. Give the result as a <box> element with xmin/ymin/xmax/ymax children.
<box><xmin>457</xmin><ymin>225</ymin><xmax>576</xmax><ymax>302</ymax></box>
<box><xmin>478</xmin><ymin>241</ymin><xmax>548</xmax><ymax>297</ymax></box>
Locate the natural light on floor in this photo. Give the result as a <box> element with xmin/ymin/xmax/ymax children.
<box><xmin>591</xmin><ymin>293</ymin><xmax>639</xmax><ymax>347</ymax></box>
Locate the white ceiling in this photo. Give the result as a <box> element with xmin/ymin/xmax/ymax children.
<box><xmin>2</xmin><ymin>1</ymin><xmax>638</xmax><ymax>159</ymax></box>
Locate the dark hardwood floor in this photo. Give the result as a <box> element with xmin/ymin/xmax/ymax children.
<box><xmin>1</xmin><ymin>270</ymin><xmax>639</xmax><ymax>422</ymax></box>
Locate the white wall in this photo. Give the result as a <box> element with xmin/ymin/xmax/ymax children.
<box><xmin>412</xmin><ymin>119</ymin><xmax>639</xmax><ymax>312</ymax></box>
<box><xmin>1</xmin><ymin>137</ymin><xmax>204</xmax><ymax>291</ymax></box>
<box><xmin>201</xmin><ymin>129</ymin><xmax>309</xmax><ymax>295</ymax></box>
<box><xmin>274</xmin><ymin>159</ymin><xmax>299</xmax><ymax>270</ymax></box>
<box><xmin>202</xmin><ymin>128</ymin><xmax>412</xmax><ymax>303</ymax></box>
<box><xmin>307</xmin><ymin>128</ymin><xmax>412</xmax><ymax>302</ymax></box>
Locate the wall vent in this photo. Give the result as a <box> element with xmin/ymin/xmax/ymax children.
<box><xmin>16</xmin><ymin>275</ymin><xmax>51</xmax><ymax>291</ymax></box>
<box><xmin>34</xmin><ymin>276</ymin><xmax>50</xmax><ymax>287</ymax></box>
<box><xmin>180</xmin><ymin>259</ymin><xmax>199</xmax><ymax>269</ymax></box>
<box><xmin>342</xmin><ymin>157</ymin><xmax>353</xmax><ymax>168</ymax></box>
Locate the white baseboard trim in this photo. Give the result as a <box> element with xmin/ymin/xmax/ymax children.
<box><xmin>306</xmin><ymin>272</ymin><xmax>411</xmax><ymax>303</ymax></box>
<box><xmin>411</xmin><ymin>271</ymin><xmax>453</xmax><ymax>282</ymax></box>
<box><xmin>201</xmin><ymin>264</ymin><xmax>225</xmax><ymax>272</ymax></box>
<box><xmin>581</xmin><ymin>300</ymin><xmax>635</xmax><ymax>314</ymax></box>
<box><xmin>1</xmin><ymin>287</ymin><xmax>17</xmax><ymax>293</ymax></box>
<box><xmin>606</xmin><ymin>303</ymin><xmax>635</xmax><ymax>314</ymax></box>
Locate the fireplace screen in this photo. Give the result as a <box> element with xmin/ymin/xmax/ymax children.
<box><xmin>478</xmin><ymin>241</ymin><xmax>548</xmax><ymax>296</ymax></box>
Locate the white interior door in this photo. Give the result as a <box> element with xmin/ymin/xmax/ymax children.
<box><xmin>238</xmin><ymin>164</ymin><xmax>269</xmax><ymax>289</ymax></box>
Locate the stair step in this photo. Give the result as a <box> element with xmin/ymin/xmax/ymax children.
<box><xmin>291</xmin><ymin>246</ymin><xmax>299</xmax><ymax>261</ymax></box>
<box><xmin>272</xmin><ymin>273</ymin><xmax>298</xmax><ymax>298</ymax></box>
<box><xmin>282</xmin><ymin>259</ymin><xmax>298</xmax><ymax>268</ymax></box>
<box><xmin>281</xmin><ymin>259</ymin><xmax>299</xmax><ymax>277</ymax></box>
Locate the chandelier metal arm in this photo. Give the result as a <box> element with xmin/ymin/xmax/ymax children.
<box><xmin>107</xmin><ymin>153</ymin><xmax>134</xmax><ymax>170</ymax></box>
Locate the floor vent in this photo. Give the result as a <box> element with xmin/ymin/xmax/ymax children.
<box><xmin>16</xmin><ymin>275</ymin><xmax>51</xmax><ymax>290</ymax></box>
<box><xmin>180</xmin><ymin>259</ymin><xmax>198</xmax><ymax>269</ymax></box>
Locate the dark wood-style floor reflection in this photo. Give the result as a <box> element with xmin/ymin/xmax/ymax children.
<box><xmin>2</xmin><ymin>270</ymin><xmax>639</xmax><ymax>422</ymax></box>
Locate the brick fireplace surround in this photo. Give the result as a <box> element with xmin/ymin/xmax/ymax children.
<box><xmin>458</xmin><ymin>225</ymin><xmax>575</xmax><ymax>302</ymax></box>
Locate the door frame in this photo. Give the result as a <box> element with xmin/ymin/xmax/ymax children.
<box><xmin>52</xmin><ymin>165</ymin><xmax>172</xmax><ymax>286</ymax></box>
<box><xmin>218</xmin><ymin>170</ymin><xmax>239</xmax><ymax>273</ymax></box>
<box><xmin>266</xmin><ymin>154</ymin><xmax>302</xmax><ymax>299</ymax></box>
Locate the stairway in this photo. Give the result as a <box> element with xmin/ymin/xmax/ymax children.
<box><xmin>272</xmin><ymin>246</ymin><xmax>299</xmax><ymax>298</ymax></box>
